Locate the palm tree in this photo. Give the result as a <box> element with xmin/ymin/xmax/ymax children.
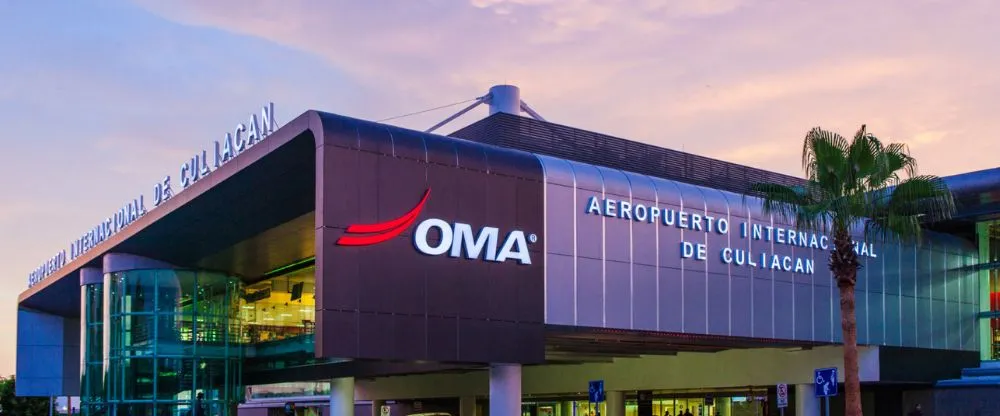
<box><xmin>750</xmin><ymin>125</ymin><xmax>955</xmax><ymax>416</ymax></box>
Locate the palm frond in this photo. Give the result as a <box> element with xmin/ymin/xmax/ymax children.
<box><xmin>846</xmin><ymin>125</ymin><xmax>878</xmax><ymax>192</ymax></box>
<box><xmin>865</xmin><ymin>214</ymin><xmax>922</xmax><ymax>244</ymax></box>
<box><xmin>887</xmin><ymin>175</ymin><xmax>955</xmax><ymax>221</ymax></box>
<box><xmin>752</xmin><ymin>124</ymin><xmax>955</xmax><ymax>246</ymax></box>
<box><xmin>802</xmin><ymin>127</ymin><xmax>850</xmax><ymax>197</ymax></box>
<box><xmin>748</xmin><ymin>183</ymin><xmax>805</xmax><ymax>217</ymax></box>
<box><xmin>881</xmin><ymin>142</ymin><xmax>917</xmax><ymax>179</ymax></box>
<box><xmin>748</xmin><ymin>182</ymin><xmax>829</xmax><ymax>233</ymax></box>
<box><xmin>860</xmin><ymin>139</ymin><xmax>916</xmax><ymax>190</ymax></box>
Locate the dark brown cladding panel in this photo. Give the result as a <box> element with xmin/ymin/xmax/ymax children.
<box><xmin>314</xmin><ymin>112</ymin><xmax>545</xmax><ymax>364</ymax></box>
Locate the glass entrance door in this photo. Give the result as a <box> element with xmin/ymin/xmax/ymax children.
<box><xmin>639</xmin><ymin>395</ymin><xmax>765</xmax><ymax>416</ymax></box>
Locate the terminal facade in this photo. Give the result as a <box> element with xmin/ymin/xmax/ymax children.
<box><xmin>15</xmin><ymin>93</ymin><xmax>1000</xmax><ymax>416</ymax></box>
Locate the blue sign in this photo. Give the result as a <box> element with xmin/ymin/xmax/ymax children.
<box><xmin>588</xmin><ymin>380</ymin><xmax>605</xmax><ymax>403</ymax></box>
<box><xmin>814</xmin><ymin>368</ymin><xmax>838</xmax><ymax>397</ymax></box>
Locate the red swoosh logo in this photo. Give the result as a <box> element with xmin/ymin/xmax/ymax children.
<box><xmin>335</xmin><ymin>188</ymin><xmax>431</xmax><ymax>246</ymax></box>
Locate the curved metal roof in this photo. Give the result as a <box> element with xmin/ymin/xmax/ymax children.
<box><xmin>943</xmin><ymin>167</ymin><xmax>1000</xmax><ymax>196</ymax></box>
<box><xmin>941</xmin><ymin>167</ymin><xmax>1000</xmax><ymax>221</ymax></box>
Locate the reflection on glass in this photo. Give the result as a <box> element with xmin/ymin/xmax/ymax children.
<box><xmin>246</xmin><ymin>381</ymin><xmax>331</xmax><ymax>399</ymax></box>
<box><xmin>79</xmin><ymin>262</ymin><xmax>318</xmax><ymax>415</ymax></box>
<box><xmin>984</xmin><ymin>221</ymin><xmax>999</xmax><ymax>360</ymax></box>
<box><xmin>98</xmin><ymin>269</ymin><xmax>243</xmax><ymax>416</ymax></box>
<box><xmin>527</xmin><ymin>394</ymin><xmax>766</xmax><ymax>416</ymax></box>
<box><xmin>81</xmin><ymin>284</ymin><xmax>105</xmax><ymax>416</ymax></box>
<box><xmin>573</xmin><ymin>400</ymin><xmax>605</xmax><ymax>416</ymax></box>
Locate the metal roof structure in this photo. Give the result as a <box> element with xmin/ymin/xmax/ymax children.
<box><xmin>452</xmin><ymin>112</ymin><xmax>1000</xmax><ymax>232</ymax></box>
<box><xmin>941</xmin><ymin>167</ymin><xmax>1000</xmax><ymax>221</ymax></box>
<box><xmin>450</xmin><ymin>112</ymin><xmax>805</xmax><ymax>197</ymax></box>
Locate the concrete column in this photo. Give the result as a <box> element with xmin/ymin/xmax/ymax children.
<box><xmin>718</xmin><ymin>398</ymin><xmax>732</xmax><ymax>416</ymax></box>
<box><xmin>560</xmin><ymin>401</ymin><xmax>574</xmax><ymax>416</ymax></box>
<box><xmin>460</xmin><ymin>396</ymin><xmax>477</xmax><ymax>416</ymax></box>
<box><xmin>489</xmin><ymin>364</ymin><xmax>521</xmax><ymax>416</ymax></box>
<box><xmin>372</xmin><ymin>400</ymin><xmax>385</xmax><ymax>416</ymax></box>
<box><xmin>606</xmin><ymin>391</ymin><xmax>625</xmax><ymax>416</ymax></box>
<box><xmin>330</xmin><ymin>377</ymin><xmax>355</xmax><ymax>416</ymax></box>
<box><xmin>795</xmin><ymin>384</ymin><xmax>819</xmax><ymax>416</ymax></box>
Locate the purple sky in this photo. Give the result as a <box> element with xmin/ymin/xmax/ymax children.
<box><xmin>2</xmin><ymin>0</ymin><xmax>998</xmax><ymax>375</ymax></box>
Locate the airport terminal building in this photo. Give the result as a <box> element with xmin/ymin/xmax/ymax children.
<box><xmin>15</xmin><ymin>88</ymin><xmax>1000</xmax><ymax>416</ymax></box>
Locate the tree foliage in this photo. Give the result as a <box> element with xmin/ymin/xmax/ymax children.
<box><xmin>750</xmin><ymin>125</ymin><xmax>954</xmax><ymax>416</ymax></box>
<box><xmin>0</xmin><ymin>376</ymin><xmax>52</xmax><ymax>416</ymax></box>
<box><xmin>750</xmin><ymin>125</ymin><xmax>954</xmax><ymax>249</ymax></box>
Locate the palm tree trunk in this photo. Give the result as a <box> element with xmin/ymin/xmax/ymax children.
<box><xmin>838</xmin><ymin>282</ymin><xmax>863</xmax><ymax>416</ymax></box>
<box><xmin>831</xmin><ymin>226</ymin><xmax>863</xmax><ymax>416</ymax></box>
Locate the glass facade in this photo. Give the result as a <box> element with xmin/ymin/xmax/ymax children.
<box><xmin>79</xmin><ymin>260</ymin><xmax>318</xmax><ymax>416</ymax></box>
<box><xmin>81</xmin><ymin>283</ymin><xmax>105</xmax><ymax>415</ymax></box>
<box><xmin>246</xmin><ymin>381</ymin><xmax>330</xmax><ymax>400</ymax></box>
<box><xmin>523</xmin><ymin>392</ymin><xmax>769</xmax><ymax>416</ymax></box>
<box><xmin>241</xmin><ymin>266</ymin><xmax>316</xmax><ymax>344</ymax></box>
<box><xmin>980</xmin><ymin>220</ymin><xmax>1000</xmax><ymax>360</ymax></box>
<box><xmin>81</xmin><ymin>269</ymin><xmax>244</xmax><ymax>416</ymax></box>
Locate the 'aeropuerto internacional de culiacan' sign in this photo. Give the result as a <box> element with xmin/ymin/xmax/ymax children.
<box><xmin>584</xmin><ymin>195</ymin><xmax>878</xmax><ymax>276</ymax></box>
<box><xmin>27</xmin><ymin>103</ymin><xmax>279</xmax><ymax>288</ymax></box>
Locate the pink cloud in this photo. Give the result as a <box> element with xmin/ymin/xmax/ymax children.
<box><xmin>2</xmin><ymin>0</ymin><xmax>998</xmax><ymax>376</ymax></box>
<box><xmin>127</xmin><ymin>0</ymin><xmax>1000</xmax><ymax>176</ymax></box>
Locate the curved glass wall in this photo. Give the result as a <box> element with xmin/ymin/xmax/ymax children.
<box><xmin>81</xmin><ymin>283</ymin><xmax>105</xmax><ymax>415</ymax></box>
<box><xmin>96</xmin><ymin>269</ymin><xmax>243</xmax><ymax>416</ymax></box>
<box><xmin>981</xmin><ymin>221</ymin><xmax>1000</xmax><ymax>360</ymax></box>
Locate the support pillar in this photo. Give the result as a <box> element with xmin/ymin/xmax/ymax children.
<box><xmin>372</xmin><ymin>400</ymin><xmax>385</xmax><ymax>416</ymax></box>
<box><xmin>795</xmin><ymin>384</ymin><xmax>819</xmax><ymax>416</ymax></box>
<box><xmin>606</xmin><ymin>391</ymin><xmax>624</xmax><ymax>416</ymax></box>
<box><xmin>716</xmin><ymin>398</ymin><xmax>731</xmax><ymax>416</ymax></box>
<box><xmin>560</xmin><ymin>401</ymin><xmax>574</xmax><ymax>416</ymax></box>
<box><xmin>489</xmin><ymin>364</ymin><xmax>521</xmax><ymax>416</ymax></box>
<box><xmin>330</xmin><ymin>377</ymin><xmax>355</xmax><ymax>416</ymax></box>
<box><xmin>458</xmin><ymin>396</ymin><xmax>476</xmax><ymax>416</ymax></box>
<box><xmin>460</xmin><ymin>396</ymin><xmax>477</xmax><ymax>416</ymax></box>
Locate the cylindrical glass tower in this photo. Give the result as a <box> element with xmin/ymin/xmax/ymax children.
<box><xmin>81</xmin><ymin>267</ymin><xmax>243</xmax><ymax>416</ymax></box>
<box><xmin>81</xmin><ymin>277</ymin><xmax>106</xmax><ymax>416</ymax></box>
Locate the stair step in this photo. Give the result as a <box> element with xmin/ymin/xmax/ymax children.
<box><xmin>937</xmin><ymin>376</ymin><xmax>1000</xmax><ymax>387</ymax></box>
<box><xmin>961</xmin><ymin>367</ymin><xmax>1000</xmax><ymax>378</ymax></box>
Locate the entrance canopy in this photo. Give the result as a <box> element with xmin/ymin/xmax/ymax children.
<box><xmin>18</xmin><ymin>114</ymin><xmax>321</xmax><ymax>316</ymax></box>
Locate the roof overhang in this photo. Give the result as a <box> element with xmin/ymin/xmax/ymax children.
<box><xmin>942</xmin><ymin>167</ymin><xmax>1000</xmax><ymax>222</ymax></box>
<box><xmin>17</xmin><ymin>111</ymin><xmax>332</xmax><ymax>316</ymax></box>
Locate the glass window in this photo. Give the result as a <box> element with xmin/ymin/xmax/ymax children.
<box><xmin>121</xmin><ymin>270</ymin><xmax>158</xmax><ymax>314</ymax></box>
<box><xmin>80</xmin><ymin>363</ymin><xmax>104</xmax><ymax>402</ymax></box>
<box><xmin>85</xmin><ymin>284</ymin><xmax>103</xmax><ymax>323</ymax></box>
<box><xmin>241</xmin><ymin>266</ymin><xmax>316</xmax><ymax>345</ymax></box>
<box><xmin>156</xmin><ymin>358</ymin><xmax>193</xmax><ymax>401</ymax></box>
<box><xmin>122</xmin><ymin>357</ymin><xmax>155</xmax><ymax>400</ymax></box>
<box><xmin>983</xmin><ymin>221</ymin><xmax>1000</xmax><ymax>359</ymax></box>
<box><xmin>94</xmin><ymin>268</ymin><xmax>244</xmax><ymax>415</ymax></box>
<box><xmin>246</xmin><ymin>381</ymin><xmax>331</xmax><ymax>400</ymax></box>
<box><xmin>84</xmin><ymin>263</ymin><xmax>315</xmax><ymax>415</ymax></box>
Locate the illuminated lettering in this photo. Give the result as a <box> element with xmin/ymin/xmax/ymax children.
<box><xmin>414</xmin><ymin>219</ymin><xmax>534</xmax><ymax>265</ymax></box>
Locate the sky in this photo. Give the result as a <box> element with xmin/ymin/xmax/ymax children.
<box><xmin>1</xmin><ymin>0</ymin><xmax>998</xmax><ymax>376</ymax></box>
